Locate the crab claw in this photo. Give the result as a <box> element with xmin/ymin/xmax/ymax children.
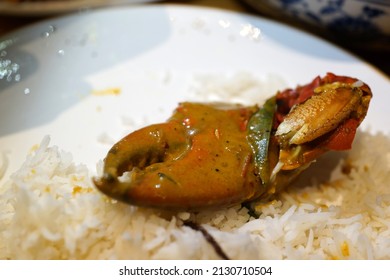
<box><xmin>94</xmin><ymin>73</ymin><xmax>372</xmax><ymax>211</ymax></box>
<box><xmin>94</xmin><ymin>102</ymin><xmax>262</xmax><ymax>210</ymax></box>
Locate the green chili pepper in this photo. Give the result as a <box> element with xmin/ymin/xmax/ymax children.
<box><xmin>247</xmin><ymin>96</ymin><xmax>276</xmax><ymax>186</ymax></box>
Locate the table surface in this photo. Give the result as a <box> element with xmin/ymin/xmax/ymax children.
<box><xmin>0</xmin><ymin>0</ymin><xmax>389</xmax><ymax>77</ymax></box>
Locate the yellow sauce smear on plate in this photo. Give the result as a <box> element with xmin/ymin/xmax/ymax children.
<box><xmin>92</xmin><ymin>87</ymin><xmax>121</xmax><ymax>96</ymax></box>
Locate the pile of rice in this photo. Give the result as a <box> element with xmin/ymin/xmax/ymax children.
<box><xmin>1</xmin><ymin>74</ymin><xmax>390</xmax><ymax>260</ymax></box>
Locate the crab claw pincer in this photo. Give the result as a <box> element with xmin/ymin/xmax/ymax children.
<box><xmin>94</xmin><ymin>102</ymin><xmax>263</xmax><ymax>210</ymax></box>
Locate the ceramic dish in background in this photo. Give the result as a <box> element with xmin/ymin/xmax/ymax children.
<box><xmin>241</xmin><ymin>0</ymin><xmax>390</xmax><ymax>50</ymax></box>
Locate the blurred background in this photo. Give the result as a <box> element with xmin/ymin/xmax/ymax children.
<box><xmin>0</xmin><ymin>0</ymin><xmax>389</xmax><ymax>76</ymax></box>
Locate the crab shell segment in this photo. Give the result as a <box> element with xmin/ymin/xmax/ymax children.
<box><xmin>274</xmin><ymin>75</ymin><xmax>372</xmax><ymax>171</ymax></box>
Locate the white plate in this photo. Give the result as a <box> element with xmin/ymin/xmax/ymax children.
<box><xmin>0</xmin><ymin>5</ymin><xmax>389</xmax><ymax>185</ymax></box>
<box><xmin>0</xmin><ymin>0</ymin><xmax>159</xmax><ymax>16</ymax></box>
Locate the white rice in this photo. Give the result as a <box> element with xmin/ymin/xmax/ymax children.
<box><xmin>1</xmin><ymin>75</ymin><xmax>390</xmax><ymax>260</ymax></box>
<box><xmin>189</xmin><ymin>72</ymin><xmax>286</xmax><ymax>105</ymax></box>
